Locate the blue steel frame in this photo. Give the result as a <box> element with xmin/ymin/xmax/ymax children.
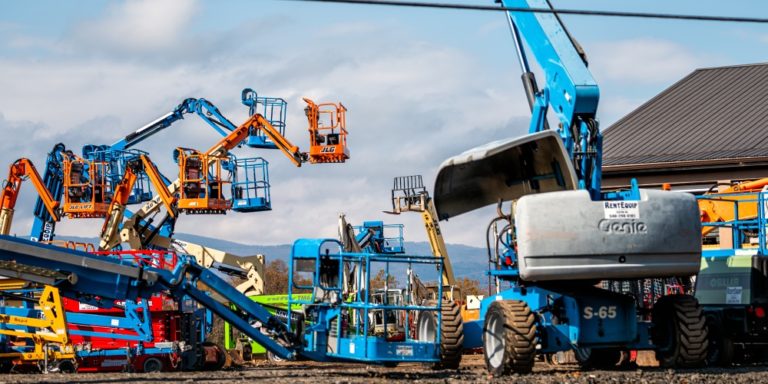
<box><xmin>698</xmin><ymin>191</ymin><xmax>768</xmax><ymax>258</ymax></box>
<box><xmin>232</xmin><ymin>157</ymin><xmax>271</xmax><ymax>212</ymax></box>
<box><xmin>287</xmin><ymin>238</ymin><xmax>444</xmax><ymax>364</ymax></box>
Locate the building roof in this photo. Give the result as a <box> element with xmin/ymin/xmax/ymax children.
<box><xmin>602</xmin><ymin>63</ymin><xmax>768</xmax><ymax>169</ymax></box>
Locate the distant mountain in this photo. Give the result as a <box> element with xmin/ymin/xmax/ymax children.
<box><xmin>57</xmin><ymin>233</ymin><xmax>490</xmax><ymax>283</ymax></box>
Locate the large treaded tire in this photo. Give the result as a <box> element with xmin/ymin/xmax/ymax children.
<box><xmin>483</xmin><ymin>300</ymin><xmax>537</xmax><ymax>376</ymax></box>
<box><xmin>652</xmin><ymin>295</ymin><xmax>708</xmax><ymax>367</ymax></box>
<box><xmin>419</xmin><ymin>300</ymin><xmax>464</xmax><ymax>370</ymax></box>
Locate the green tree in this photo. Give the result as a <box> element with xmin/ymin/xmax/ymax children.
<box><xmin>370</xmin><ymin>268</ymin><xmax>398</xmax><ymax>290</ymax></box>
<box><xmin>264</xmin><ymin>259</ymin><xmax>289</xmax><ymax>294</ymax></box>
<box><xmin>454</xmin><ymin>276</ymin><xmax>483</xmax><ymax>297</ymax></box>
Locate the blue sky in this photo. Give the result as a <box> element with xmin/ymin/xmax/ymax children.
<box><xmin>0</xmin><ymin>0</ymin><xmax>766</xmax><ymax>247</ymax></box>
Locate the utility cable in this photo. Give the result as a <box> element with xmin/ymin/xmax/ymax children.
<box><xmin>283</xmin><ymin>0</ymin><xmax>768</xmax><ymax>24</ymax></box>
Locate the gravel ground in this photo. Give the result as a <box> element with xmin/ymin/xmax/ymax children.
<box><xmin>1</xmin><ymin>355</ymin><xmax>767</xmax><ymax>383</ymax></box>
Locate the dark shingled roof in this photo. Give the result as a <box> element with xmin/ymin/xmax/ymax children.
<box><xmin>603</xmin><ymin>63</ymin><xmax>768</xmax><ymax>167</ymax></box>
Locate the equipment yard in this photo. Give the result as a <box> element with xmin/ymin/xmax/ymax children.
<box><xmin>2</xmin><ymin>1</ymin><xmax>768</xmax><ymax>383</ymax></box>
<box><xmin>2</xmin><ymin>356</ymin><xmax>767</xmax><ymax>384</ymax></box>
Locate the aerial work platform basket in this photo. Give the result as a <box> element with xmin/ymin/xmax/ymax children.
<box><xmin>62</xmin><ymin>153</ymin><xmax>111</xmax><ymax>218</ymax></box>
<box><xmin>232</xmin><ymin>157</ymin><xmax>271</xmax><ymax>212</ymax></box>
<box><xmin>304</xmin><ymin>98</ymin><xmax>349</xmax><ymax>164</ymax></box>
<box><xmin>241</xmin><ymin>88</ymin><xmax>288</xmax><ymax>149</ymax></box>
<box><xmin>175</xmin><ymin>148</ymin><xmax>233</xmax><ymax>214</ymax></box>
<box><xmin>85</xmin><ymin>147</ymin><xmax>155</xmax><ymax>205</ymax></box>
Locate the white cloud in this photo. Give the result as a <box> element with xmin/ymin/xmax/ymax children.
<box><xmin>590</xmin><ymin>38</ymin><xmax>703</xmax><ymax>84</ymax></box>
<box><xmin>596</xmin><ymin>94</ymin><xmax>648</xmax><ymax>127</ymax></box>
<box><xmin>318</xmin><ymin>21</ymin><xmax>384</xmax><ymax>37</ymax></box>
<box><xmin>70</xmin><ymin>0</ymin><xmax>199</xmax><ymax>54</ymax></box>
<box><xmin>0</xmin><ymin>14</ymin><xmax>528</xmax><ymax>248</ymax></box>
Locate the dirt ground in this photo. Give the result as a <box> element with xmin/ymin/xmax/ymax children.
<box><xmin>1</xmin><ymin>355</ymin><xmax>767</xmax><ymax>384</ymax></box>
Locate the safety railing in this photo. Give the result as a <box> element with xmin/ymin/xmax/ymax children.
<box><xmin>87</xmin><ymin>148</ymin><xmax>154</xmax><ymax>204</ymax></box>
<box><xmin>241</xmin><ymin>88</ymin><xmax>288</xmax><ymax>149</ymax></box>
<box><xmin>91</xmin><ymin>249</ymin><xmax>179</xmax><ymax>270</ymax></box>
<box><xmin>288</xmin><ymin>239</ymin><xmax>444</xmax><ymax>362</ymax></box>
<box><xmin>698</xmin><ymin>191</ymin><xmax>768</xmax><ymax>257</ymax></box>
<box><xmin>232</xmin><ymin>157</ymin><xmax>271</xmax><ymax>212</ymax></box>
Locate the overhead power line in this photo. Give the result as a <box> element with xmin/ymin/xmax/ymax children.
<box><xmin>283</xmin><ymin>0</ymin><xmax>768</xmax><ymax>24</ymax></box>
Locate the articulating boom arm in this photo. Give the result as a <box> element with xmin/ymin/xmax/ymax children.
<box><xmin>108</xmin><ymin>98</ymin><xmax>239</xmax><ymax>152</ymax></box>
<box><xmin>99</xmin><ymin>154</ymin><xmax>177</xmax><ymax>250</ymax></box>
<box><xmin>500</xmin><ymin>0</ymin><xmax>601</xmax><ymax>196</ymax></box>
<box><xmin>120</xmin><ymin>113</ymin><xmax>302</xmax><ymax>250</ymax></box>
<box><xmin>29</xmin><ymin>143</ymin><xmax>67</xmax><ymax>243</ymax></box>
<box><xmin>248</xmin><ymin>114</ymin><xmax>307</xmax><ymax>167</ymax></box>
<box><xmin>1</xmin><ymin>158</ymin><xmax>60</xmax><ymax>236</ymax></box>
<box><xmin>388</xmin><ymin>175</ymin><xmax>455</xmax><ymax>287</ymax></box>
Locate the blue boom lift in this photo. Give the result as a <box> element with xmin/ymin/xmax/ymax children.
<box><xmin>431</xmin><ymin>0</ymin><xmax>707</xmax><ymax>374</ymax></box>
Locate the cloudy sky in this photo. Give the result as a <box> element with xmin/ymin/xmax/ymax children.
<box><xmin>1</xmin><ymin>0</ymin><xmax>766</xmax><ymax>248</ymax></box>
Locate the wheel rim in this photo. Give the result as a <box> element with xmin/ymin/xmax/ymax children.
<box><xmin>418</xmin><ymin>313</ymin><xmax>437</xmax><ymax>342</ymax></box>
<box><xmin>268</xmin><ymin>351</ymin><xmax>284</xmax><ymax>362</ymax></box>
<box><xmin>485</xmin><ymin>313</ymin><xmax>504</xmax><ymax>369</ymax></box>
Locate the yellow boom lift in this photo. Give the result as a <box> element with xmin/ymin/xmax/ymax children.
<box><xmin>699</xmin><ymin>177</ymin><xmax>768</xmax><ymax>236</ymax></box>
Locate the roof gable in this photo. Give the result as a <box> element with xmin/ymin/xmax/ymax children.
<box><xmin>603</xmin><ymin>63</ymin><xmax>768</xmax><ymax>167</ymax></box>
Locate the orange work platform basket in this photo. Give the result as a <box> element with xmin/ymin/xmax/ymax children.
<box><xmin>175</xmin><ymin>148</ymin><xmax>233</xmax><ymax>214</ymax></box>
<box><xmin>62</xmin><ymin>154</ymin><xmax>111</xmax><ymax>218</ymax></box>
<box><xmin>304</xmin><ymin>98</ymin><xmax>349</xmax><ymax>164</ymax></box>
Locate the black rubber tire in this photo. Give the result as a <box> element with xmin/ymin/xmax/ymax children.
<box><xmin>652</xmin><ymin>295</ymin><xmax>708</xmax><ymax>368</ymax></box>
<box><xmin>483</xmin><ymin>300</ymin><xmax>537</xmax><ymax>376</ymax></box>
<box><xmin>242</xmin><ymin>344</ymin><xmax>253</xmax><ymax>362</ymax></box>
<box><xmin>419</xmin><ymin>300</ymin><xmax>464</xmax><ymax>370</ymax></box>
<box><xmin>57</xmin><ymin>359</ymin><xmax>77</xmax><ymax>374</ymax></box>
<box><xmin>142</xmin><ymin>357</ymin><xmax>164</xmax><ymax>373</ymax></box>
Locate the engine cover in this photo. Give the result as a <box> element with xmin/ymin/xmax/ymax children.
<box><xmin>516</xmin><ymin>189</ymin><xmax>701</xmax><ymax>281</ymax></box>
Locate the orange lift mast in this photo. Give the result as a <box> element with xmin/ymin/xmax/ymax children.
<box><xmin>0</xmin><ymin>158</ymin><xmax>60</xmax><ymax>235</ymax></box>
<box><xmin>99</xmin><ymin>154</ymin><xmax>176</xmax><ymax>250</ymax></box>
